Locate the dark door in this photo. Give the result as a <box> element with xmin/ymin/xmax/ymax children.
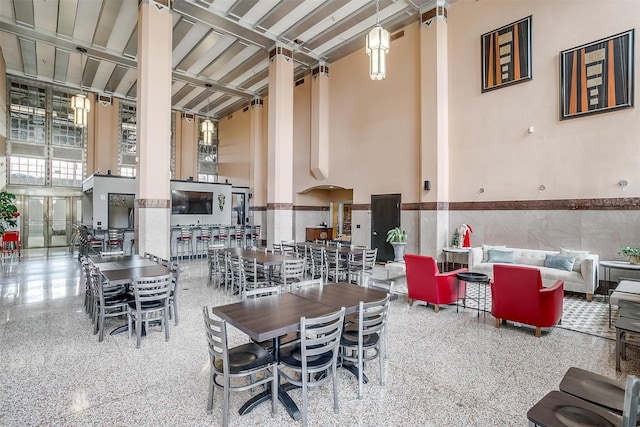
<box><xmin>371</xmin><ymin>194</ymin><xmax>401</xmax><ymax>262</ymax></box>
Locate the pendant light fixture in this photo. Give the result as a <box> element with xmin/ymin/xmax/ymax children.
<box><xmin>70</xmin><ymin>47</ymin><xmax>90</xmax><ymax>128</ymax></box>
<box><xmin>366</xmin><ymin>0</ymin><xmax>390</xmax><ymax>80</ymax></box>
<box><xmin>201</xmin><ymin>84</ymin><xmax>214</xmax><ymax>146</ymax></box>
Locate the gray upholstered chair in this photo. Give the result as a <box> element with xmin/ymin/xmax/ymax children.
<box><xmin>202</xmin><ymin>306</ymin><xmax>277</xmax><ymax>427</ymax></box>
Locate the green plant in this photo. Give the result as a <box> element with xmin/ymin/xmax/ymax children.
<box><xmin>0</xmin><ymin>191</ymin><xmax>19</xmax><ymax>235</ymax></box>
<box><xmin>386</xmin><ymin>227</ymin><xmax>407</xmax><ymax>243</ymax></box>
<box><xmin>619</xmin><ymin>246</ymin><xmax>640</xmax><ymax>258</ymax></box>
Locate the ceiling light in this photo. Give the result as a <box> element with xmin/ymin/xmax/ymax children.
<box><xmin>366</xmin><ymin>0</ymin><xmax>389</xmax><ymax>80</ymax></box>
<box><xmin>70</xmin><ymin>47</ymin><xmax>90</xmax><ymax>128</ymax></box>
<box><xmin>201</xmin><ymin>84</ymin><xmax>214</xmax><ymax>147</ymax></box>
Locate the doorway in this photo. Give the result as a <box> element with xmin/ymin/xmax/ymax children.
<box><xmin>23</xmin><ymin>196</ymin><xmax>80</xmax><ymax>249</ymax></box>
<box><xmin>371</xmin><ymin>194</ymin><xmax>401</xmax><ymax>262</ymax></box>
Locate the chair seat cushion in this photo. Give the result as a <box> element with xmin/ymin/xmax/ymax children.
<box><xmin>127</xmin><ymin>300</ymin><xmax>165</xmax><ymax>310</ymax></box>
<box><xmin>214</xmin><ymin>342</ymin><xmax>275</xmax><ymax>374</ymax></box>
<box><xmin>279</xmin><ymin>344</ymin><xmax>332</xmax><ymax>368</ymax></box>
<box><xmin>340</xmin><ymin>325</ymin><xmax>379</xmax><ymax>347</ymax></box>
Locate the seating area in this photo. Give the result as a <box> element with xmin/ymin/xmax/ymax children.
<box><xmin>3</xmin><ymin>252</ymin><xmax>640</xmax><ymax>426</ymax></box>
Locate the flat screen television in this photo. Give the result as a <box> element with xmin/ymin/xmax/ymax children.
<box><xmin>171</xmin><ymin>190</ymin><xmax>213</xmax><ymax>214</ymax></box>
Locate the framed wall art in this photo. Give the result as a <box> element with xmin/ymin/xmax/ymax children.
<box><xmin>560</xmin><ymin>29</ymin><xmax>634</xmax><ymax>120</ymax></box>
<box><xmin>481</xmin><ymin>16</ymin><xmax>532</xmax><ymax>93</ymax></box>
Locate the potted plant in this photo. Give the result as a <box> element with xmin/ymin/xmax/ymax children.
<box><xmin>386</xmin><ymin>227</ymin><xmax>407</xmax><ymax>262</ymax></box>
<box><xmin>619</xmin><ymin>246</ymin><xmax>640</xmax><ymax>265</ymax></box>
<box><xmin>0</xmin><ymin>191</ymin><xmax>20</xmax><ymax>236</ymax></box>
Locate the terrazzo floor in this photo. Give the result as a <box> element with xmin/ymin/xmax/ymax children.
<box><xmin>1</xmin><ymin>252</ymin><xmax>639</xmax><ymax>426</ymax></box>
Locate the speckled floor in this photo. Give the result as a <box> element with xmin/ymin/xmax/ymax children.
<box><xmin>1</xmin><ymin>253</ymin><xmax>639</xmax><ymax>426</ymax></box>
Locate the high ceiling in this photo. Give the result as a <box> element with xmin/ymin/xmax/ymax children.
<box><xmin>0</xmin><ymin>0</ymin><xmax>436</xmax><ymax>119</ymax></box>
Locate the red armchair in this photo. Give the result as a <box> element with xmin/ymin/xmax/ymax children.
<box><xmin>491</xmin><ymin>264</ymin><xmax>563</xmax><ymax>337</ymax></box>
<box><xmin>404</xmin><ymin>254</ymin><xmax>467</xmax><ymax>312</ymax></box>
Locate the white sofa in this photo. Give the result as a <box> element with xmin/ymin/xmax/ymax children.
<box><xmin>468</xmin><ymin>247</ymin><xmax>599</xmax><ymax>301</ymax></box>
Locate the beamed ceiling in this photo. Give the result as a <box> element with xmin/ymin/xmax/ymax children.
<box><xmin>0</xmin><ymin>0</ymin><xmax>440</xmax><ymax>119</ymax></box>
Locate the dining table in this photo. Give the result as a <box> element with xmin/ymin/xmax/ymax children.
<box><xmin>222</xmin><ymin>247</ymin><xmax>285</xmax><ymax>267</ymax></box>
<box><xmin>211</xmin><ymin>282</ymin><xmax>391</xmax><ymax>420</ymax></box>
<box><xmin>92</xmin><ymin>255</ymin><xmax>172</xmax><ymax>335</ymax></box>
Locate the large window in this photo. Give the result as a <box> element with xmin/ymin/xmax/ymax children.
<box><xmin>197</xmin><ymin>117</ymin><xmax>218</xmax><ymax>181</ymax></box>
<box><xmin>7</xmin><ymin>80</ymin><xmax>86</xmax><ymax>187</ymax></box>
<box><xmin>118</xmin><ymin>103</ymin><xmax>137</xmax><ymax>177</ymax></box>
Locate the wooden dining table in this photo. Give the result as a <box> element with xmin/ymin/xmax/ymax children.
<box><xmin>222</xmin><ymin>247</ymin><xmax>285</xmax><ymax>267</ymax></box>
<box><xmin>211</xmin><ymin>282</ymin><xmax>391</xmax><ymax>420</ymax></box>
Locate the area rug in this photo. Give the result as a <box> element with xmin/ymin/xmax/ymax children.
<box><xmin>389</xmin><ymin>277</ymin><xmax>616</xmax><ymax>340</ymax></box>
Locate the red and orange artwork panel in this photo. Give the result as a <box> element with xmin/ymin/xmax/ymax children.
<box><xmin>481</xmin><ymin>16</ymin><xmax>532</xmax><ymax>93</ymax></box>
<box><xmin>560</xmin><ymin>29</ymin><xmax>634</xmax><ymax>120</ymax></box>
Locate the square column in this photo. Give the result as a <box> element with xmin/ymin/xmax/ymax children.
<box><xmin>266</xmin><ymin>45</ymin><xmax>294</xmax><ymax>248</ymax></box>
<box><xmin>135</xmin><ymin>0</ymin><xmax>172</xmax><ymax>258</ymax></box>
<box><xmin>311</xmin><ymin>62</ymin><xmax>329</xmax><ymax>180</ymax></box>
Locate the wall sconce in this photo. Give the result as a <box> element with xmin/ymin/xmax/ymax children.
<box><xmin>619</xmin><ymin>179</ymin><xmax>629</xmax><ymax>191</ymax></box>
<box><xmin>475</xmin><ymin>188</ymin><xmax>485</xmax><ymax>197</ymax></box>
<box><xmin>538</xmin><ymin>184</ymin><xmax>546</xmax><ymax>192</ymax></box>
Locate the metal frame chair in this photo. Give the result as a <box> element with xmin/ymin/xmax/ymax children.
<box><xmin>127</xmin><ymin>273</ymin><xmax>173</xmax><ymax>348</ymax></box>
<box><xmin>527</xmin><ymin>374</ymin><xmax>640</xmax><ymax>427</ymax></box>
<box><xmin>278</xmin><ymin>307</ymin><xmax>346</xmax><ymax>427</ymax></box>
<box><xmin>202</xmin><ymin>307</ymin><xmax>277</xmax><ymax>427</ymax></box>
<box><xmin>339</xmin><ymin>294</ymin><xmax>390</xmax><ymax>399</ymax></box>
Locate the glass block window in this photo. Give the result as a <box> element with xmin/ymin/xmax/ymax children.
<box><xmin>9</xmin><ymin>82</ymin><xmax>46</xmax><ymax>143</ymax></box>
<box><xmin>51</xmin><ymin>160</ymin><xmax>83</xmax><ymax>187</ymax></box>
<box><xmin>120</xmin><ymin>166</ymin><xmax>136</xmax><ymax>178</ymax></box>
<box><xmin>170</xmin><ymin>112</ymin><xmax>176</xmax><ymax>179</ymax></box>
<box><xmin>198</xmin><ymin>174</ymin><xmax>217</xmax><ymax>183</ymax></box>
<box><xmin>197</xmin><ymin>117</ymin><xmax>218</xmax><ymax>179</ymax></box>
<box><xmin>51</xmin><ymin>91</ymin><xmax>83</xmax><ymax>147</ymax></box>
<box><xmin>119</xmin><ymin>103</ymin><xmax>137</xmax><ymax>174</ymax></box>
<box><xmin>9</xmin><ymin>156</ymin><xmax>46</xmax><ymax>185</ymax></box>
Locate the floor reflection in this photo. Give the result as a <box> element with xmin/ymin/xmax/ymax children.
<box><xmin>0</xmin><ymin>254</ymin><xmax>81</xmax><ymax>304</ymax></box>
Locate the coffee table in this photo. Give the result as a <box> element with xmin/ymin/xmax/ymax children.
<box><xmin>456</xmin><ymin>271</ymin><xmax>489</xmax><ymax>318</ymax></box>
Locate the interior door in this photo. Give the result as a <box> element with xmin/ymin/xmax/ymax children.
<box><xmin>371</xmin><ymin>194</ymin><xmax>401</xmax><ymax>262</ymax></box>
<box><xmin>24</xmin><ymin>196</ymin><xmax>70</xmax><ymax>248</ymax></box>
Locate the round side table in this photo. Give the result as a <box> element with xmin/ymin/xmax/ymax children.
<box><xmin>456</xmin><ymin>271</ymin><xmax>490</xmax><ymax>318</ymax></box>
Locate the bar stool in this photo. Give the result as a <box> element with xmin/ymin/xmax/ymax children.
<box><xmin>175</xmin><ymin>227</ymin><xmax>194</xmax><ymax>263</ymax></box>
<box><xmin>106</xmin><ymin>229</ymin><xmax>124</xmax><ymax>252</ymax></box>
<box><xmin>196</xmin><ymin>226</ymin><xmax>212</xmax><ymax>259</ymax></box>
<box><xmin>218</xmin><ymin>225</ymin><xmax>230</xmax><ymax>248</ymax></box>
<box><xmin>233</xmin><ymin>225</ymin><xmax>245</xmax><ymax>248</ymax></box>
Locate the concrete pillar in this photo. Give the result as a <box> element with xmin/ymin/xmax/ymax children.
<box><xmin>249</xmin><ymin>97</ymin><xmax>265</xmax><ymax>231</ymax></box>
<box><xmin>266</xmin><ymin>44</ymin><xmax>294</xmax><ymax>248</ymax></box>
<box><xmin>419</xmin><ymin>1</ymin><xmax>450</xmax><ymax>258</ymax></box>
<box><xmin>135</xmin><ymin>0</ymin><xmax>172</xmax><ymax>258</ymax></box>
<box><xmin>310</xmin><ymin>62</ymin><xmax>329</xmax><ymax>180</ymax></box>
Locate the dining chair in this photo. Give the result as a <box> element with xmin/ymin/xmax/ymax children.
<box><xmin>278</xmin><ymin>307</ymin><xmax>346</xmax><ymax>427</ymax></box>
<box><xmin>233</xmin><ymin>225</ymin><xmax>245</xmax><ymax>248</ymax></box>
<box><xmin>326</xmin><ymin>247</ymin><xmax>348</xmax><ymax>283</ymax></box>
<box><xmin>89</xmin><ymin>265</ymin><xmax>132</xmax><ymax>342</ymax></box>
<box><xmin>228</xmin><ymin>254</ymin><xmax>245</xmax><ymax>296</ymax></box>
<box><xmin>339</xmin><ymin>294</ymin><xmax>390</xmax><ymax>399</ymax></box>
<box><xmin>309</xmin><ymin>246</ymin><xmax>328</xmax><ymax>282</ymax></box>
<box><xmin>527</xmin><ymin>374</ymin><xmax>640</xmax><ymax>427</ymax></box>
<box><xmin>559</xmin><ymin>367</ymin><xmax>631</xmax><ymax>416</ymax></box>
<box><xmin>242</xmin><ymin>257</ymin><xmax>270</xmax><ymax>297</ymax></box>
<box><xmin>202</xmin><ymin>307</ymin><xmax>277</xmax><ymax>427</ymax></box>
<box><xmin>277</xmin><ymin>256</ymin><xmax>306</xmax><ymax>291</ymax></box>
<box><xmin>168</xmin><ymin>263</ymin><xmax>180</xmax><ymax>326</ymax></box>
<box><xmin>127</xmin><ymin>273</ymin><xmax>174</xmax><ymax>348</ymax></box>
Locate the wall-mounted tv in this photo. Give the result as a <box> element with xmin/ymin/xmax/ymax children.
<box><xmin>171</xmin><ymin>190</ymin><xmax>213</xmax><ymax>214</ymax></box>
